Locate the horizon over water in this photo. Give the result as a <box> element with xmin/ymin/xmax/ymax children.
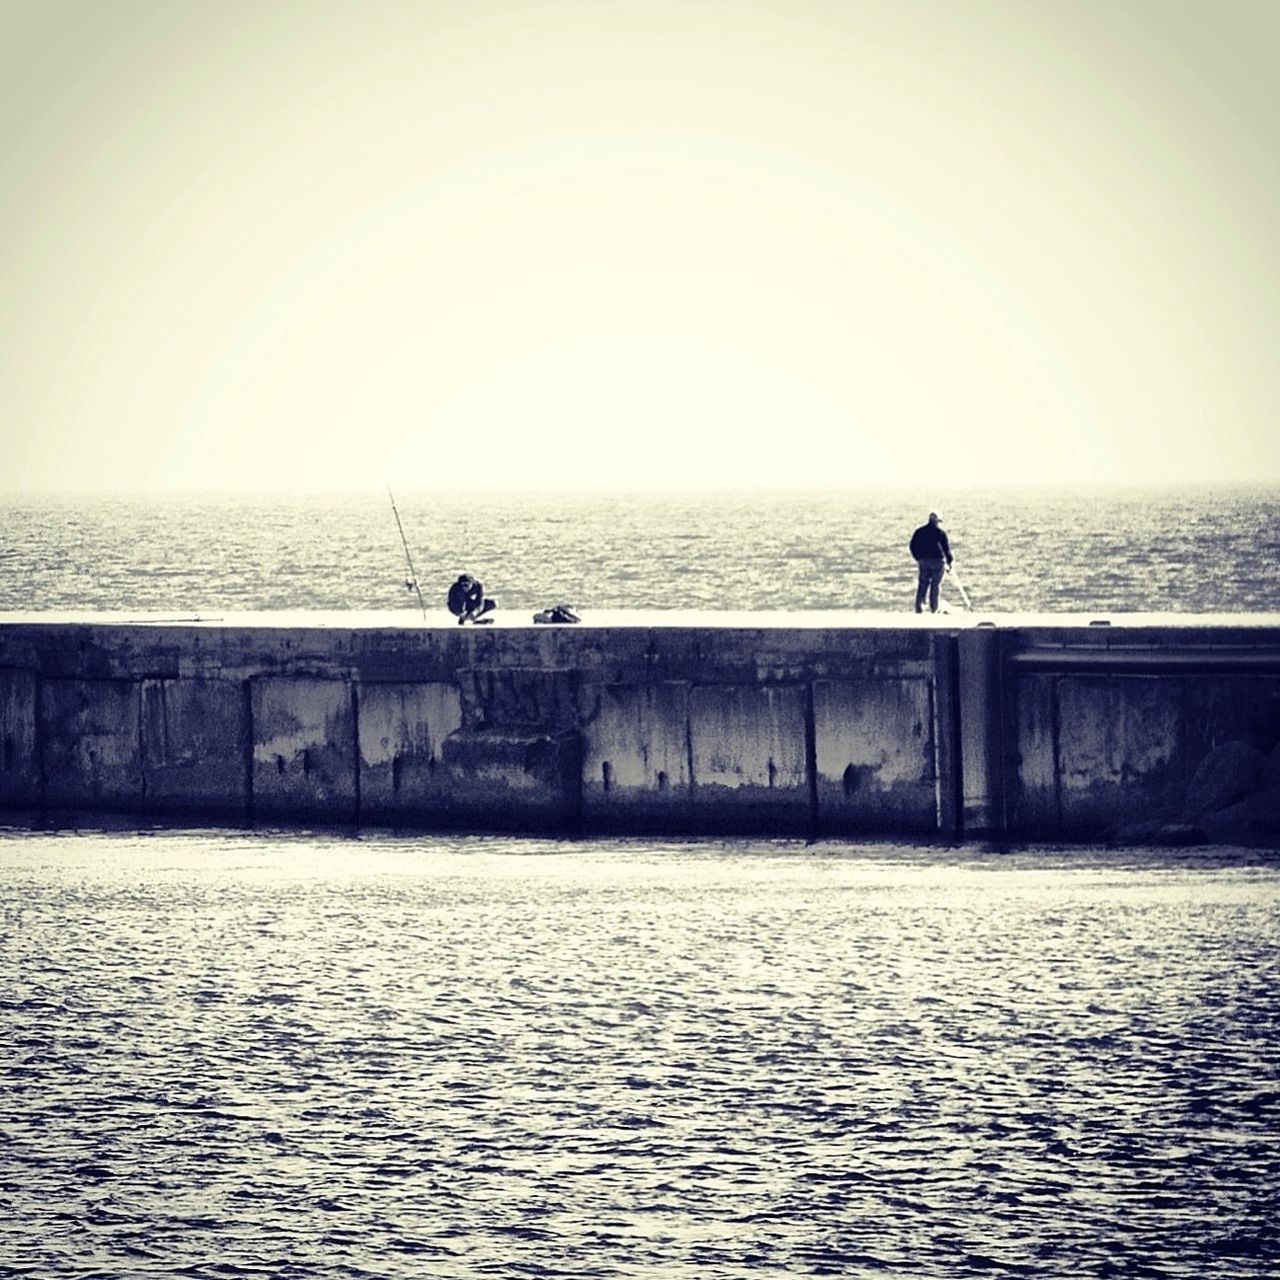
<box><xmin>2</xmin><ymin>484</ymin><xmax>1279</xmax><ymax>1277</ymax></box>
<box><xmin>1</xmin><ymin>482</ymin><xmax>1277</xmax><ymax>616</ymax></box>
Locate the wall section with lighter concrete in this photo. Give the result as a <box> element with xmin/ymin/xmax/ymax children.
<box><xmin>580</xmin><ymin>681</ymin><xmax>692</xmax><ymax>833</ymax></box>
<box><xmin>358</xmin><ymin>681</ymin><xmax>462</xmax><ymax>824</ymax></box>
<box><xmin>252</xmin><ymin>677</ymin><xmax>357</xmax><ymax>822</ymax></box>
<box><xmin>813</xmin><ymin>677</ymin><xmax>937</xmax><ymax>835</ymax></box>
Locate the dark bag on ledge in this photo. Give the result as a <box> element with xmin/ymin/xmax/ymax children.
<box><xmin>532</xmin><ymin>604</ymin><xmax>581</xmax><ymax>624</ymax></box>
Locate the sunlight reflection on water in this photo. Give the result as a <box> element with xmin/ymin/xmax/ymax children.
<box><xmin>3</xmin><ymin>486</ymin><xmax>1278</xmax><ymax>615</ymax></box>
<box><xmin>2</xmin><ymin>828</ymin><xmax>1278</xmax><ymax>1277</ymax></box>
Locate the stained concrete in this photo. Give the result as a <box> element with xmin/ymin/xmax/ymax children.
<box><xmin>142</xmin><ymin>678</ymin><xmax>247</xmax><ymax>814</ymax></box>
<box><xmin>813</xmin><ymin>677</ymin><xmax>936</xmax><ymax>834</ymax></box>
<box><xmin>0</xmin><ymin>666</ymin><xmax>38</xmax><ymax>806</ymax></box>
<box><xmin>2</xmin><ymin>612</ymin><xmax>1279</xmax><ymax>843</ymax></box>
<box><xmin>358</xmin><ymin>681</ymin><xmax>462</xmax><ymax>822</ymax></box>
<box><xmin>41</xmin><ymin>678</ymin><xmax>144</xmax><ymax>808</ymax></box>
<box><xmin>688</xmin><ymin>684</ymin><xmax>809</xmax><ymax>834</ymax></box>
<box><xmin>251</xmin><ymin>677</ymin><xmax>357</xmax><ymax>821</ymax></box>
<box><xmin>580</xmin><ymin>681</ymin><xmax>692</xmax><ymax>832</ymax></box>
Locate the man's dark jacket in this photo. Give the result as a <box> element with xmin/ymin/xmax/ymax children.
<box><xmin>909</xmin><ymin>524</ymin><xmax>952</xmax><ymax>564</ymax></box>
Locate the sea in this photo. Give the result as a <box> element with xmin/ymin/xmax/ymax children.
<box><xmin>1</xmin><ymin>485</ymin><xmax>1278</xmax><ymax>1279</ymax></box>
<box><xmin>1</xmin><ymin>483</ymin><xmax>1277</xmax><ymax>616</ymax></box>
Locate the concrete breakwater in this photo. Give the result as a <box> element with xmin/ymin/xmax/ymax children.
<box><xmin>1</xmin><ymin>614</ymin><xmax>1279</xmax><ymax>844</ymax></box>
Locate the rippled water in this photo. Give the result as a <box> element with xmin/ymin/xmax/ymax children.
<box><xmin>2</xmin><ymin>829</ymin><xmax>1278</xmax><ymax>1278</ymax></box>
<box><xmin>1</xmin><ymin>484</ymin><xmax>1277</xmax><ymax>615</ymax></box>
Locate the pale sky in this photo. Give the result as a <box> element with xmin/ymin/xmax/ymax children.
<box><xmin>1</xmin><ymin>0</ymin><xmax>1277</xmax><ymax>492</ymax></box>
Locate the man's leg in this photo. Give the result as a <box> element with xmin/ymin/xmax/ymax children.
<box><xmin>914</xmin><ymin>564</ymin><xmax>928</xmax><ymax>613</ymax></box>
<box><xmin>928</xmin><ymin>561</ymin><xmax>943</xmax><ymax>612</ymax></box>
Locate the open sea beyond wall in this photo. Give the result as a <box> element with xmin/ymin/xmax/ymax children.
<box><xmin>1</xmin><ymin>486</ymin><xmax>1279</xmax><ymax>1278</ymax></box>
<box><xmin>0</xmin><ymin>484</ymin><xmax>1277</xmax><ymax>615</ymax></box>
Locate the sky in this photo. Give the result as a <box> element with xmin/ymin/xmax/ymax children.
<box><xmin>1</xmin><ymin>0</ymin><xmax>1277</xmax><ymax>493</ymax></box>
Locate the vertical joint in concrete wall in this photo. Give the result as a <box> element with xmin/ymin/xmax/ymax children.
<box><xmin>137</xmin><ymin>683</ymin><xmax>148</xmax><ymax>802</ymax></box>
<box><xmin>959</xmin><ymin>627</ymin><xmax>1008</xmax><ymax>838</ymax></box>
<box><xmin>804</xmin><ymin>681</ymin><xmax>819</xmax><ymax>841</ymax></box>
<box><xmin>35</xmin><ymin>676</ymin><xmax>47</xmax><ymax>809</ymax></box>
<box><xmin>931</xmin><ymin>634</ymin><xmax>962</xmax><ymax>838</ymax></box>
<box><xmin>1050</xmin><ymin>673</ymin><xmax>1063</xmax><ymax>830</ymax></box>
<box><xmin>351</xmin><ymin>682</ymin><xmax>362</xmax><ymax>824</ymax></box>
<box><xmin>685</xmin><ymin>693</ymin><xmax>697</xmax><ymax>793</ymax></box>
<box><xmin>242</xmin><ymin>680</ymin><xmax>256</xmax><ymax>823</ymax></box>
<box><xmin>993</xmin><ymin>630</ymin><xmax>1009</xmax><ymax>834</ymax></box>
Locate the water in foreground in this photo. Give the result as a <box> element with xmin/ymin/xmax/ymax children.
<box><xmin>2</xmin><ymin>828</ymin><xmax>1277</xmax><ymax>1278</ymax></box>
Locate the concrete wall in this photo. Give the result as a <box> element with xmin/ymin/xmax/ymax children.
<box><xmin>1</xmin><ymin>618</ymin><xmax>1278</xmax><ymax>844</ymax></box>
<box><xmin>1001</xmin><ymin>628</ymin><xmax>1280</xmax><ymax>842</ymax></box>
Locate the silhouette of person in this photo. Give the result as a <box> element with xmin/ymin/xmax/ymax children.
<box><xmin>909</xmin><ymin>512</ymin><xmax>954</xmax><ymax>614</ymax></box>
<box><xmin>447</xmin><ymin>573</ymin><xmax>496</xmax><ymax>624</ymax></box>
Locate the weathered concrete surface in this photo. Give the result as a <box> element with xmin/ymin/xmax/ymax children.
<box><xmin>42</xmin><ymin>678</ymin><xmax>144</xmax><ymax>808</ymax></box>
<box><xmin>251</xmin><ymin>677</ymin><xmax>356</xmax><ymax>821</ymax></box>
<box><xmin>1058</xmin><ymin>678</ymin><xmax>1183</xmax><ymax>829</ymax></box>
<box><xmin>812</xmin><ymin>678</ymin><xmax>936</xmax><ymax>834</ymax></box>
<box><xmin>142</xmin><ymin>678</ymin><xmax>247</xmax><ymax>814</ymax></box>
<box><xmin>1013</xmin><ymin>676</ymin><xmax>1189</xmax><ymax>832</ymax></box>
<box><xmin>0</xmin><ymin>666</ymin><xmax>38</xmax><ymax>807</ymax></box>
<box><xmin>358</xmin><ymin>681</ymin><xmax>462</xmax><ymax>823</ymax></box>
<box><xmin>1005</xmin><ymin>627</ymin><xmax>1280</xmax><ymax>842</ymax></box>
<box><xmin>957</xmin><ymin>628</ymin><xmax>1005</xmax><ymax>834</ymax></box>
<box><xmin>689</xmin><ymin>684</ymin><xmax>809</xmax><ymax>834</ymax></box>
<box><xmin>437</xmin><ymin>729</ymin><xmax>582</xmax><ymax>831</ymax></box>
<box><xmin>580</xmin><ymin>682</ymin><xmax>692</xmax><ymax>833</ymax></box>
<box><xmin>1</xmin><ymin>613</ymin><xmax>1278</xmax><ymax>844</ymax></box>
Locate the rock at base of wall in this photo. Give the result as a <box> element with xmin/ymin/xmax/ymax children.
<box><xmin>1183</xmin><ymin>741</ymin><xmax>1267</xmax><ymax>821</ymax></box>
<box><xmin>1265</xmin><ymin>740</ymin><xmax>1280</xmax><ymax>793</ymax></box>
<box><xmin>1198</xmin><ymin>798</ymin><xmax>1254</xmax><ymax>845</ymax></box>
<box><xmin>1247</xmin><ymin>785</ymin><xmax>1280</xmax><ymax>832</ymax></box>
<box><xmin>1196</xmin><ymin>788</ymin><xmax>1280</xmax><ymax>847</ymax></box>
<box><xmin>1109</xmin><ymin>819</ymin><xmax>1207</xmax><ymax>848</ymax></box>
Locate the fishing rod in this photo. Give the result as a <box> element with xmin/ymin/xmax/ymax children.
<box><xmin>950</xmin><ymin>566</ymin><xmax>973</xmax><ymax>611</ymax></box>
<box><xmin>388</xmin><ymin>487</ymin><xmax>428</xmax><ymax>623</ymax></box>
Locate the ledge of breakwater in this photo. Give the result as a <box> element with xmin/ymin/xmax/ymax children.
<box><xmin>2</xmin><ymin>610</ymin><xmax>1279</xmax><ymax>846</ymax></box>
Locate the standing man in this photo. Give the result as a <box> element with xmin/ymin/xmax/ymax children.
<box><xmin>909</xmin><ymin>511</ymin><xmax>954</xmax><ymax>614</ymax></box>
